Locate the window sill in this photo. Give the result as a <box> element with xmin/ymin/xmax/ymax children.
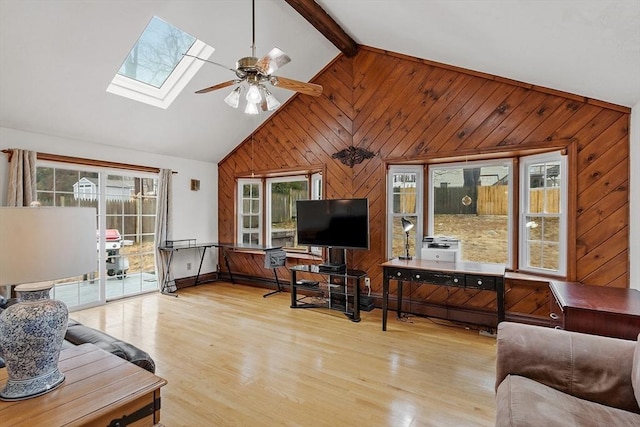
<box><xmin>504</xmin><ymin>271</ymin><xmax>566</xmax><ymax>284</ymax></box>
<box><xmin>228</xmin><ymin>248</ymin><xmax>321</xmax><ymax>261</ymax></box>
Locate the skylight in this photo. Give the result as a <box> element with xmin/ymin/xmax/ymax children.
<box><xmin>107</xmin><ymin>16</ymin><xmax>213</xmax><ymax>109</ymax></box>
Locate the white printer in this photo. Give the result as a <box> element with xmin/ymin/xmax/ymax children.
<box><xmin>420</xmin><ymin>236</ymin><xmax>461</xmax><ymax>262</ymax></box>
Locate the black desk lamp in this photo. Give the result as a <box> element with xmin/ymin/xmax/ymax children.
<box><xmin>399</xmin><ymin>217</ymin><xmax>414</xmax><ymax>260</ymax></box>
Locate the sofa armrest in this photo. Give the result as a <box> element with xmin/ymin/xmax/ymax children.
<box><xmin>496</xmin><ymin>322</ymin><xmax>639</xmax><ymax>413</ymax></box>
<box><xmin>65</xmin><ymin>319</ymin><xmax>156</xmax><ymax>374</ymax></box>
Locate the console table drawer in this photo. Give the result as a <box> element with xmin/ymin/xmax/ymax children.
<box><xmin>415</xmin><ymin>271</ymin><xmax>464</xmax><ymax>287</ymax></box>
<box><xmin>465</xmin><ymin>275</ymin><xmax>496</xmax><ymax>290</ymax></box>
<box><xmin>386</xmin><ymin>268</ymin><xmax>412</xmax><ymax>281</ymax></box>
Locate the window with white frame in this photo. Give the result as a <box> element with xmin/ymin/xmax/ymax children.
<box><xmin>266</xmin><ymin>175</ymin><xmax>308</xmax><ymax>249</ymax></box>
<box><xmin>428</xmin><ymin>159</ymin><xmax>513</xmax><ymax>266</ymax></box>
<box><xmin>309</xmin><ymin>173</ymin><xmax>323</xmax><ymax>256</ymax></box>
<box><xmin>237</xmin><ymin>173</ymin><xmax>321</xmax><ymax>250</ymax></box>
<box><xmin>387</xmin><ymin>165</ymin><xmax>423</xmax><ymax>260</ymax></box>
<box><xmin>311</xmin><ymin>173</ymin><xmax>322</xmax><ymax>201</ymax></box>
<box><xmin>388</xmin><ymin>152</ymin><xmax>567</xmax><ymax>273</ymax></box>
<box><xmin>237</xmin><ymin>179</ymin><xmax>262</xmax><ymax>245</ymax></box>
<box><xmin>519</xmin><ymin>152</ymin><xmax>567</xmax><ymax>275</ymax></box>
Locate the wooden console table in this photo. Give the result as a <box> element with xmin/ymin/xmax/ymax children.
<box><xmin>0</xmin><ymin>343</ymin><xmax>167</xmax><ymax>426</ymax></box>
<box><xmin>381</xmin><ymin>258</ymin><xmax>505</xmax><ymax>331</ymax></box>
<box><xmin>549</xmin><ymin>280</ymin><xmax>640</xmax><ymax>340</ymax></box>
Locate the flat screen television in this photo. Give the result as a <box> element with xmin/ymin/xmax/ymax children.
<box><xmin>296</xmin><ymin>198</ymin><xmax>370</xmax><ymax>250</ymax></box>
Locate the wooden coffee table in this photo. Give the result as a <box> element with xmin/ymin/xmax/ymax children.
<box><xmin>0</xmin><ymin>343</ymin><xmax>167</xmax><ymax>426</ymax></box>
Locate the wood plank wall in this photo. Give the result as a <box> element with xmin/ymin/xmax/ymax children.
<box><xmin>217</xmin><ymin>46</ymin><xmax>630</xmax><ymax>324</ymax></box>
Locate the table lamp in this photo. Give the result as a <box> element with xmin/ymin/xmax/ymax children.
<box><xmin>0</xmin><ymin>207</ymin><xmax>97</xmax><ymax>400</ymax></box>
<box><xmin>399</xmin><ymin>217</ymin><xmax>414</xmax><ymax>260</ymax></box>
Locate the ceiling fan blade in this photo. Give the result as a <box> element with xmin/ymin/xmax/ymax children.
<box><xmin>271</xmin><ymin>76</ymin><xmax>323</xmax><ymax>97</ymax></box>
<box><xmin>182</xmin><ymin>53</ymin><xmax>236</xmax><ymax>73</ymax></box>
<box><xmin>195</xmin><ymin>80</ymin><xmax>237</xmax><ymax>94</ymax></box>
<box><xmin>256</xmin><ymin>47</ymin><xmax>291</xmax><ymax>75</ymax></box>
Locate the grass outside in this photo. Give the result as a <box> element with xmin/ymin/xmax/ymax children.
<box><xmin>395</xmin><ymin>214</ymin><xmax>558</xmax><ymax>268</ymax></box>
<box><xmin>432</xmin><ymin>214</ymin><xmax>509</xmax><ymax>264</ymax></box>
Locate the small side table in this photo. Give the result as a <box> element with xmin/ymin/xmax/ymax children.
<box><xmin>549</xmin><ymin>280</ymin><xmax>640</xmax><ymax>340</ymax></box>
<box><xmin>0</xmin><ymin>343</ymin><xmax>167</xmax><ymax>426</ymax></box>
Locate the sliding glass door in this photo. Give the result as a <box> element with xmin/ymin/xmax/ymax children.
<box><xmin>104</xmin><ymin>174</ymin><xmax>158</xmax><ymax>299</ymax></box>
<box><xmin>36</xmin><ymin>162</ymin><xmax>158</xmax><ymax>310</ymax></box>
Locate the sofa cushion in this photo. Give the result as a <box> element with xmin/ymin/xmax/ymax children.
<box><xmin>633</xmin><ymin>334</ymin><xmax>640</xmax><ymax>407</ymax></box>
<box><xmin>496</xmin><ymin>375</ymin><xmax>640</xmax><ymax>427</ymax></box>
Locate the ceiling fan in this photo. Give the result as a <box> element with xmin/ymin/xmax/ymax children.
<box><xmin>188</xmin><ymin>0</ymin><xmax>323</xmax><ymax>114</ymax></box>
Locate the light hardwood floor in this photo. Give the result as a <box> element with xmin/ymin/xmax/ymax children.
<box><xmin>70</xmin><ymin>283</ymin><xmax>498</xmax><ymax>426</ymax></box>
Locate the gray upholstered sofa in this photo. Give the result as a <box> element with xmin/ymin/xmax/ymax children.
<box><xmin>495</xmin><ymin>322</ymin><xmax>640</xmax><ymax>426</ymax></box>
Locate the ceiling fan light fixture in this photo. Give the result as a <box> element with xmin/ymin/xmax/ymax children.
<box><xmin>245</xmin><ymin>84</ymin><xmax>262</xmax><ymax>103</ymax></box>
<box><xmin>192</xmin><ymin>0</ymin><xmax>323</xmax><ymax>114</ymax></box>
<box><xmin>244</xmin><ymin>101</ymin><xmax>259</xmax><ymax>115</ymax></box>
<box><xmin>264</xmin><ymin>88</ymin><xmax>280</xmax><ymax>111</ymax></box>
<box><xmin>224</xmin><ymin>86</ymin><xmax>242</xmax><ymax>108</ymax></box>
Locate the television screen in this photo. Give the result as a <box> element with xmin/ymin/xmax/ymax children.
<box><xmin>296</xmin><ymin>198</ymin><xmax>369</xmax><ymax>250</ymax></box>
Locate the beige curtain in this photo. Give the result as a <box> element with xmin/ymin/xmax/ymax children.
<box><xmin>6</xmin><ymin>149</ymin><xmax>37</xmax><ymax>206</ymax></box>
<box><xmin>155</xmin><ymin>169</ymin><xmax>174</xmax><ymax>293</ymax></box>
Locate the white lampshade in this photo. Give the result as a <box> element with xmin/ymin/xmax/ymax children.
<box><xmin>0</xmin><ymin>207</ymin><xmax>97</xmax><ymax>286</ymax></box>
<box><xmin>245</xmin><ymin>84</ymin><xmax>262</xmax><ymax>103</ymax></box>
<box><xmin>224</xmin><ymin>86</ymin><xmax>242</xmax><ymax>109</ymax></box>
<box><xmin>264</xmin><ymin>88</ymin><xmax>281</xmax><ymax>111</ymax></box>
<box><xmin>244</xmin><ymin>101</ymin><xmax>260</xmax><ymax>115</ymax></box>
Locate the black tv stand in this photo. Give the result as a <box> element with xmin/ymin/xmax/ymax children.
<box><xmin>289</xmin><ymin>265</ymin><xmax>367</xmax><ymax>322</ymax></box>
<box><xmin>318</xmin><ymin>262</ymin><xmax>346</xmax><ymax>273</ymax></box>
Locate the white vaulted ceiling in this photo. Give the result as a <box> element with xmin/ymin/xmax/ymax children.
<box><xmin>1</xmin><ymin>0</ymin><xmax>638</xmax><ymax>163</ymax></box>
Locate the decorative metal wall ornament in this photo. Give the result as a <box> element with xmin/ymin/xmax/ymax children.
<box><xmin>332</xmin><ymin>146</ymin><xmax>375</xmax><ymax>168</ymax></box>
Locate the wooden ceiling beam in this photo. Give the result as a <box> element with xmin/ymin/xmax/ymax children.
<box><xmin>283</xmin><ymin>0</ymin><xmax>359</xmax><ymax>57</ymax></box>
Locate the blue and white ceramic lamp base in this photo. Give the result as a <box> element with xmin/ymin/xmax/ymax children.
<box><xmin>0</xmin><ymin>369</ymin><xmax>65</xmax><ymax>401</ymax></box>
<box><xmin>0</xmin><ymin>281</ymin><xmax>68</xmax><ymax>401</ymax></box>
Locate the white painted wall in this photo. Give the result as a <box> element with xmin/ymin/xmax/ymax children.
<box><xmin>630</xmin><ymin>102</ymin><xmax>639</xmax><ymax>290</ymax></box>
<box><xmin>0</xmin><ymin>126</ymin><xmax>219</xmax><ymax>280</ymax></box>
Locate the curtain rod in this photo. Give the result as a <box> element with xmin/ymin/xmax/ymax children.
<box><xmin>1</xmin><ymin>149</ymin><xmax>177</xmax><ymax>174</ymax></box>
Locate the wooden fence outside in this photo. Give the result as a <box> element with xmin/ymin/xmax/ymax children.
<box><xmin>271</xmin><ymin>189</ymin><xmax>308</xmax><ymax>224</ymax></box>
<box><xmin>433</xmin><ymin>186</ymin><xmax>560</xmax><ymax>215</ymax></box>
<box><xmin>103</xmin><ymin>199</ymin><xmax>156</xmax><ymax>241</ymax></box>
<box><xmin>476</xmin><ymin>186</ymin><xmax>559</xmax><ymax>215</ymax></box>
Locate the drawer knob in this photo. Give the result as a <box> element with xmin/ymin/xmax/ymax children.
<box><xmin>453</xmin><ymin>278</ymin><xmax>458</xmax><ymax>283</ymax></box>
<box><xmin>550</xmin><ymin>313</ymin><xmax>559</xmax><ymax>320</ymax></box>
<box><xmin>396</xmin><ymin>272</ymin><xmax>402</xmax><ymax>277</ymax></box>
<box><xmin>415</xmin><ymin>274</ymin><xmax>421</xmax><ymax>279</ymax></box>
<box><xmin>477</xmin><ymin>280</ymin><xmax>482</xmax><ymax>285</ymax></box>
